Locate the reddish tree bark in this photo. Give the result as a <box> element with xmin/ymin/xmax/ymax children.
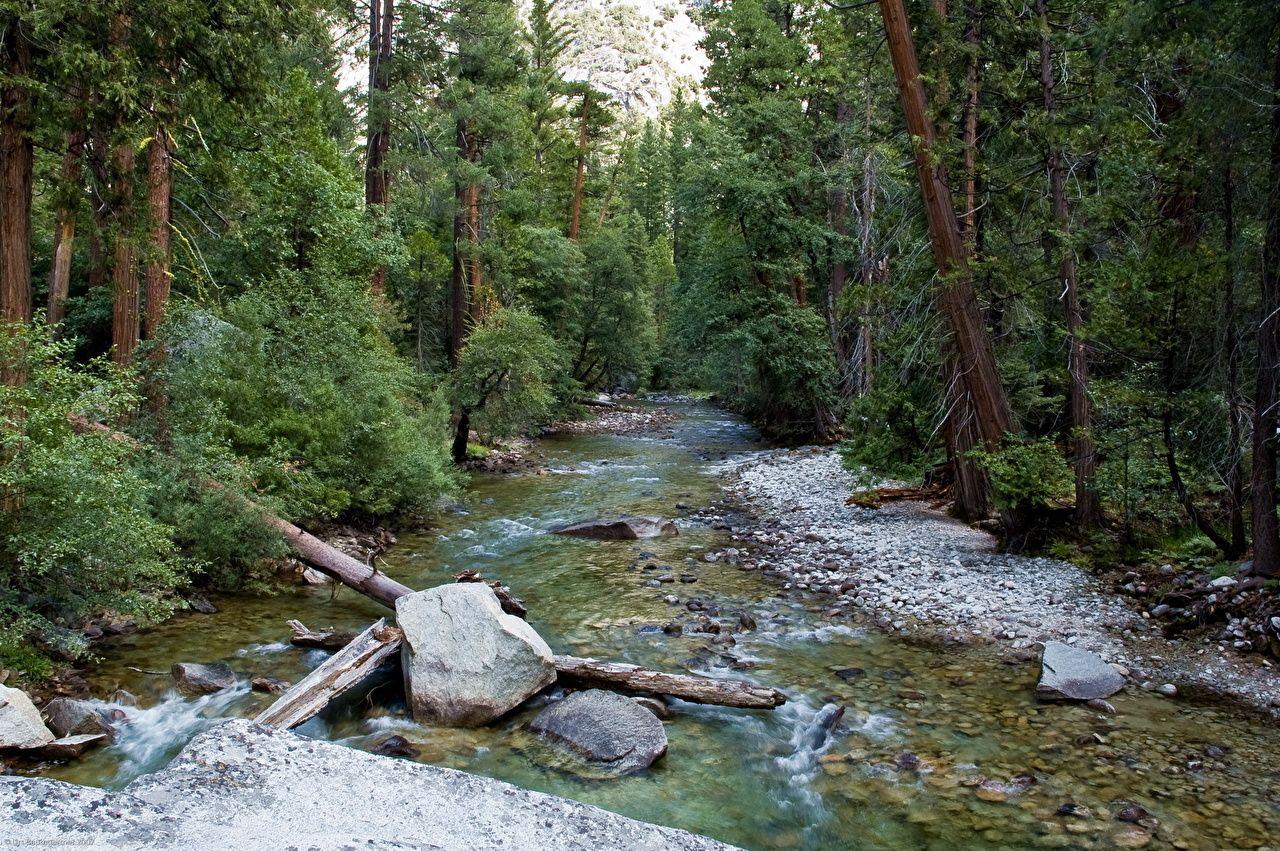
<box><xmin>110</xmin><ymin>139</ymin><xmax>139</xmax><ymax>366</ymax></box>
<box><xmin>365</xmin><ymin>0</ymin><xmax>393</xmax><ymax>296</ymax></box>
<box><xmin>1</xmin><ymin>18</ymin><xmax>33</xmax><ymax>339</ymax></box>
<box><xmin>960</xmin><ymin>0</ymin><xmax>980</xmax><ymax>246</ymax></box>
<box><xmin>877</xmin><ymin>0</ymin><xmax>1016</xmax><ymax>521</ymax></box>
<box><xmin>1252</xmin><ymin>44</ymin><xmax>1280</xmax><ymax>576</ymax></box>
<box><xmin>143</xmin><ymin>128</ymin><xmax>172</xmax><ymax>341</ymax></box>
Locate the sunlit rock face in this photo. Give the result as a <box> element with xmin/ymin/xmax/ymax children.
<box><xmin>551</xmin><ymin>0</ymin><xmax>709</xmax><ymax>115</ymax></box>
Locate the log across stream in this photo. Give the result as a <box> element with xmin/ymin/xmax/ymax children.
<box><xmin>28</xmin><ymin>401</ymin><xmax>1280</xmax><ymax>850</ymax></box>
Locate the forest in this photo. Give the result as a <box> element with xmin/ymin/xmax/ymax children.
<box><xmin>1</xmin><ymin>0</ymin><xmax>1278</xmax><ymax>686</ymax></box>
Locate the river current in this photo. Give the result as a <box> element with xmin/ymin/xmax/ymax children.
<box><xmin>27</xmin><ymin>402</ymin><xmax>1280</xmax><ymax>849</ymax></box>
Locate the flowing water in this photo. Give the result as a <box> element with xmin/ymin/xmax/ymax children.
<box><xmin>26</xmin><ymin>402</ymin><xmax>1280</xmax><ymax>849</ymax></box>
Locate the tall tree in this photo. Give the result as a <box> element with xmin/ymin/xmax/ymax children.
<box><xmin>1036</xmin><ymin>0</ymin><xmax>1097</xmax><ymax>527</ymax></box>
<box><xmin>366</xmin><ymin>0</ymin><xmax>394</xmax><ymax>296</ymax></box>
<box><xmin>46</xmin><ymin>96</ymin><xmax>88</xmax><ymax>327</ymax></box>
<box><xmin>1253</xmin><ymin>41</ymin><xmax>1280</xmax><ymax>576</ymax></box>
<box><xmin>0</xmin><ymin>12</ymin><xmax>33</xmax><ymax>343</ymax></box>
<box><xmin>876</xmin><ymin>0</ymin><xmax>1016</xmax><ymax>520</ymax></box>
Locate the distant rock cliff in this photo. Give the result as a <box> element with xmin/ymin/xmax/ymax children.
<box><xmin>552</xmin><ymin>0</ymin><xmax>707</xmax><ymax>115</ymax></box>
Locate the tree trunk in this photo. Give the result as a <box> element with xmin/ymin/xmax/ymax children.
<box><xmin>1037</xmin><ymin>0</ymin><xmax>1097</xmax><ymax>528</ymax></box>
<box><xmin>365</xmin><ymin>0</ymin><xmax>393</xmax><ymax>296</ymax></box>
<box><xmin>1252</xmin><ymin>44</ymin><xmax>1280</xmax><ymax>576</ymax></box>
<box><xmin>452</xmin><ymin>408</ymin><xmax>471</xmax><ymax>465</ymax></box>
<box><xmin>1</xmin><ymin>16</ymin><xmax>33</xmax><ymax>348</ymax></box>
<box><xmin>143</xmin><ymin>128</ymin><xmax>172</xmax><ymax>341</ymax></box>
<box><xmin>878</xmin><ymin>0</ymin><xmax>1016</xmax><ymax>522</ymax></box>
<box><xmin>448</xmin><ymin>120</ymin><xmax>472</xmax><ymax>369</ymax></box>
<box><xmin>255</xmin><ymin>619</ymin><xmax>403</xmax><ymax>730</ymax></box>
<box><xmin>960</xmin><ymin>0</ymin><xmax>980</xmax><ymax>247</ymax></box>
<box><xmin>47</xmin><ymin>107</ymin><xmax>88</xmax><ymax>327</ymax></box>
<box><xmin>568</xmin><ymin>91</ymin><xmax>589</xmax><ymax>241</ymax></box>
<box><xmin>110</xmin><ymin>139</ymin><xmax>139</xmax><ymax>366</ymax></box>
<box><xmin>1222</xmin><ymin>162</ymin><xmax>1248</xmax><ymax>557</ymax></box>
<box><xmin>552</xmin><ymin>656</ymin><xmax>786</xmax><ymax>709</ymax></box>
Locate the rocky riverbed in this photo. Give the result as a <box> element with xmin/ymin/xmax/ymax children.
<box><xmin>708</xmin><ymin>446</ymin><xmax>1280</xmax><ymax>715</ymax></box>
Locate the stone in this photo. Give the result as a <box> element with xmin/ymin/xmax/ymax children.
<box><xmin>250</xmin><ymin>677</ymin><xmax>290</xmax><ymax>694</ymax></box>
<box><xmin>1037</xmin><ymin>642</ymin><xmax>1125</xmax><ymax>701</ymax></box>
<box><xmin>0</xmin><ymin>720</ymin><xmax>731</xmax><ymax>849</ymax></box>
<box><xmin>371</xmin><ymin>735</ymin><xmax>418</xmax><ymax>758</ymax></box>
<box><xmin>108</xmin><ymin>690</ymin><xmax>138</xmax><ymax>707</ymax></box>
<box><xmin>1156</xmin><ymin>683</ymin><xmax>1177</xmax><ymax>697</ymax></box>
<box><xmin>1113</xmin><ymin>828</ymin><xmax>1153</xmax><ymax>848</ymax></box>
<box><xmin>1116</xmin><ymin>804</ymin><xmax>1151</xmax><ymax>823</ymax></box>
<box><xmin>1086</xmin><ymin>699</ymin><xmax>1116</xmax><ymax>714</ymax></box>
<box><xmin>0</xmin><ymin>685</ymin><xmax>54</xmax><ymax>750</ymax></box>
<box><xmin>32</xmin><ymin>733</ymin><xmax>108</xmax><ymax>760</ymax></box>
<box><xmin>186</xmin><ymin>596</ymin><xmax>218</xmax><ymax>614</ymax></box>
<box><xmin>631</xmin><ymin>696</ymin><xmax>671</xmax><ymax>719</ymax></box>
<box><xmin>553</xmin><ymin>516</ymin><xmax>678</xmax><ymax>540</ymax></box>
<box><xmin>170</xmin><ymin>662</ymin><xmax>236</xmax><ymax>695</ymax></box>
<box><xmin>527</xmin><ymin>689</ymin><xmax>668</xmax><ymax>775</ymax></box>
<box><xmin>42</xmin><ymin>698</ymin><xmax>114</xmax><ymax>739</ymax></box>
<box><xmin>976</xmin><ymin>781</ymin><xmax>1008</xmax><ymax>803</ymax></box>
<box><xmin>397</xmin><ymin>584</ymin><xmax>556</xmax><ymax>727</ymax></box>
<box><xmin>1208</xmin><ymin>575</ymin><xmax>1237</xmax><ymax>589</ymax></box>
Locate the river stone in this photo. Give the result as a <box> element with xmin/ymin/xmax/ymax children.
<box><xmin>1037</xmin><ymin>642</ymin><xmax>1125</xmax><ymax>701</ymax></box>
<box><xmin>398</xmin><ymin>583</ymin><xmax>556</xmax><ymax>727</ymax></box>
<box><xmin>527</xmin><ymin>689</ymin><xmax>668</xmax><ymax>775</ymax></box>
<box><xmin>0</xmin><ymin>719</ymin><xmax>734</xmax><ymax>849</ymax></box>
<box><xmin>43</xmin><ymin>698</ymin><xmax>115</xmax><ymax>739</ymax></box>
<box><xmin>554</xmin><ymin>516</ymin><xmax>678</xmax><ymax>540</ymax></box>
<box><xmin>0</xmin><ymin>685</ymin><xmax>54</xmax><ymax>750</ymax></box>
<box><xmin>170</xmin><ymin>662</ymin><xmax>236</xmax><ymax>695</ymax></box>
<box><xmin>33</xmin><ymin>733</ymin><xmax>108</xmax><ymax>760</ymax></box>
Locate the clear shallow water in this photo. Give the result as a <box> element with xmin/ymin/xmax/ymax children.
<box><xmin>29</xmin><ymin>403</ymin><xmax>1280</xmax><ymax>849</ymax></box>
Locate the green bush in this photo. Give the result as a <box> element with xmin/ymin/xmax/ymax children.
<box><xmin>452</xmin><ymin>308</ymin><xmax>564</xmax><ymax>439</ymax></box>
<box><xmin>0</xmin><ymin>327</ymin><xmax>184</xmax><ymax>676</ymax></box>
<box><xmin>970</xmin><ymin>437</ymin><xmax>1073</xmax><ymax>513</ymax></box>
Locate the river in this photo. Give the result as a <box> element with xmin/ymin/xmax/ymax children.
<box><xmin>26</xmin><ymin>401</ymin><xmax>1280</xmax><ymax>849</ymax></box>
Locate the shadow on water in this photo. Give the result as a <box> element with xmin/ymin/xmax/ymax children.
<box><xmin>28</xmin><ymin>402</ymin><xmax>1280</xmax><ymax>850</ymax></box>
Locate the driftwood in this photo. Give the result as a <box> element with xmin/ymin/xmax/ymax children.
<box><xmin>845</xmin><ymin>484</ymin><xmax>948</xmax><ymax>509</ymax></box>
<box><xmin>287</xmin><ymin>619</ymin><xmax>357</xmax><ymax>651</ymax></box>
<box><xmin>256</xmin><ymin>619</ymin><xmax>403</xmax><ymax>730</ymax></box>
<box><xmin>552</xmin><ymin>656</ymin><xmax>786</xmax><ymax>709</ymax></box>
<box><xmin>454</xmin><ymin>571</ymin><xmax>528</xmax><ymax>618</ymax></box>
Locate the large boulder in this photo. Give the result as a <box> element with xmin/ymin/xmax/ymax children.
<box><xmin>0</xmin><ymin>719</ymin><xmax>733</xmax><ymax>849</ymax></box>
<box><xmin>43</xmin><ymin>698</ymin><xmax>116</xmax><ymax>739</ymax></box>
<box><xmin>0</xmin><ymin>684</ymin><xmax>54</xmax><ymax>750</ymax></box>
<box><xmin>170</xmin><ymin>662</ymin><xmax>236</xmax><ymax>695</ymax></box>
<box><xmin>527</xmin><ymin>689</ymin><xmax>668</xmax><ymax>776</ymax></box>
<box><xmin>554</xmin><ymin>516</ymin><xmax>678</xmax><ymax>540</ymax></box>
<box><xmin>397</xmin><ymin>584</ymin><xmax>556</xmax><ymax>727</ymax></box>
<box><xmin>1037</xmin><ymin>642</ymin><xmax>1125</xmax><ymax>701</ymax></box>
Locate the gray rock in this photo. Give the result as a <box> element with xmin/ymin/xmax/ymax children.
<box><xmin>398</xmin><ymin>584</ymin><xmax>555</xmax><ymax>727</ymax></box>
<box><xmin>170</xmin><ymin>662</ymin><xmax>236</xmax><ymax>695</ymax></box>
<box><xmin>554</xmin><ymin>516</ymin><xmax>678</xmax><ymax>539</ymax></box>
<box><xmin>527</xmin><ymin>689</ymin><xmax>668</xmax><ymax>775</ymax></box>
<box><xmin>1037</xmin><ymin>642</ymin><xmax>1125</xmax><ymax>701</ymax></box>
<box><xmin>42</xmin><ymin>698</ymin><xmax>115</xmax><ymax>739</ymax></box>
<box><xmin>0</xmin><ymin>719</ymin><xmax>733</xmax><ymax>849</ymax></box>
<box><xmin>0</xmin><ymin>684</ymin><xmax>54</xmax><ymax>750</ymax></box>
<box><xmin>32</xmin><ymin>733</ymin><xmax>108</xmax><ymax>760</ymax></box>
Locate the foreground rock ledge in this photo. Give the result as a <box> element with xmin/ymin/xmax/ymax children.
<box><xmin>0</xmin><ymin>719</ymin><xmax>734</xmax><ymax>850</ymax></box>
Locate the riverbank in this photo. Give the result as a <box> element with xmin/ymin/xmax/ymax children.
<box><xmin>709</xmin><ymin>446</ymin><xmax>1280</xmax><ymax>716</ymax></box>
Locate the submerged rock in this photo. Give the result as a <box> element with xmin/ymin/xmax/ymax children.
<box><xmin>171</xmin><ymin>662</ymin><xmax>236</xmax><ymax>695</ymax></box>
<box><xmin>527</xmin><ymin>689</ymin><xmax>668</xmax><ymax>776</ymax></box>
<box><xmin>0</xmin><ymin>719</ymin><xmax>731</xmax><ymax>849</ymax></box>
<box><xmin>554</xmin><ymin>516</ymin><xmax>678</xmax><ymax>540</ymax></box>
<box><xmin>250</xmin><ymin>677</ymin><xmax>289</xmax><ymax>695</ymax></box>
<box><xmin>42</xmin><ymin>698</ymin><xmax>115</xmax><ymax>739</ymax></box>
<box><xmin>1036</xmin><ymin>642</ymin><xmax>1125</xmax><ymax>701</ymax></box>
<box><xmin>0</xmin><ymin>685</ymin><xmax>54</xmax><ymax>750</ymax></box>
<box><xmin>398</xmin><ymin>584</ymin><xmax>556</xmax><ymax>727</ymax></box>
<box><xmin>371</xmin><ymin>735</ymin><xmax>418</xmax><ymax>758</ymax></box>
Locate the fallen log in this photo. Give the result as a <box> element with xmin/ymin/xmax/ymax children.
<box><xmin>256</xmin><ymin>619</ymin><xmax>403</xmax><ymax>730</ymax></box>
<box><xmin>552</xmin><ymin>655</ymin><xmax>786</xmax><ymax>710</ymax></box>
<box><xmin>845</xmin><ymin>483</ymin><xmax>947</xmax><ymax>509</ymax></box>
<box><xmin>68</xmin><ymin>413</ymin><xmax>414</xmax><ymax>607</ymax></box>
<box><xmin>287</xmin><ymin>619</ymin><xmax>357</xmax><ymax>651</ymax></box>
